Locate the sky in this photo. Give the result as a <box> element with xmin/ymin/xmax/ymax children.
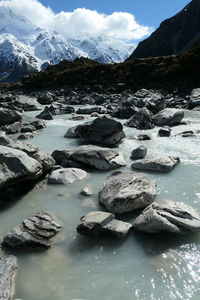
<box><xmin>39</xmin><ymin>0</ymin><xmax>191</xmax><ymax>28</ymax></box>
<box><xmin>0</xmin><ymin>0</ymin><xmax>191</xmax><ymax>42</ymax></box>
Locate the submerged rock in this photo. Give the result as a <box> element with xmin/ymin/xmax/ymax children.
<box><xmin>0</xmin><ymin>255</ymin><xmax>18</xmax><ymax>300</ymax></box>
<box><xmin>48</xmin><ymin>168</ymin><xmax>87</xmax><ymax>184</ymax></box>
<box><xmin>77</xmin><ymin>211</ymin><xmax>132</xmax><ymax>238</ymax></box>
<box><xmin>131</xmin><ymin>155</ymin><xmax>180</xmax><ymax>172</ymax></box>
<box><xmin>80</xmin><ymin>187</ymin><xmax>93</xmax><ymax>196</ymax></box>
<box><xmin>99</xmin><ymin>171</ymin><xmax>157</xmax><ymax>213</ymax></box>
<box><xmin>3</xmin><ymin>213</ymin><xmax>62</xmax><ymax>249</ymax></box>
<box><xmin>153</xmin><ymin>108</ymin><xmax>184</xmax><ymax>127</ymax></box>
<box><xmin>76</xmin><ymin>116</ymin><xmax>125</xmax><ymax>146</ymax></box>
<box><xmin>134</xmin><ymin>199</ymin><xmax>200</xmax><ymax>235</ymax></box>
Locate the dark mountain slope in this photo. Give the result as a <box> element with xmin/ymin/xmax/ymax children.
<box><xmin>127</xmin><ymin>0</ymin><xmax>200</xmax><ymax>60</ymax></box>
<box><xmin>23</xmin><ymin>47</ymin><xmax>200</xmax><ymax>91</ymax></box>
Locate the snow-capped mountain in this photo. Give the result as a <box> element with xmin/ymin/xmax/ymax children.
<box><xmin>0</xmin><ymin>6</ymin><xmax>135</xmax><ymax>82</ymax></box>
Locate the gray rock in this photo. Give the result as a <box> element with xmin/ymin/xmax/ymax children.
<box><xmin>0</xmin><ymin>146</ymin><xmax>42</xmax><ymax>190</ymax></box>
<box><xmin>80</xmin><ymin>187</ymin><xmax>93</xmax><ymax>196</ymax></box>
<box><xmin>153</xmin><ymin>108</ymin><xmax>184</xmax><ymax>127</ymax></box>
<box><xmin>64</xmin><ymin>125</ymin><xmax>81</xmax><ymax>138</ymax></box>
<box><xmin>131</xmin><ymin>146</ymin><xmax>147</xmax><ymax>160</ymax></box>
<box><xmin>131</xmin><ymin>155</ymin><xmax>180</xmax><ymax>173</ymax></box>
<box><xmin>17</xmin><ymin>133</ymin><xmax>34</xmax><ymax>140</ymax></box>
<box><xmin>29</xmin><ymin>119</ymin><xmax>46</xmax><ymax>130</ymax></box>
<box><xmin>76</xmin><ymin>116</ymin><xmax>125</xmax><ymax>146</ymax></box>
<box><xmin>77</xmin><ymin>211</ymin><xmax>132</xmax><ymax>238</ymax></box>
<box><xmin>1</xmin><ymin>122</ymin><xmax>22</xmax><ymax>134</ymax></box>
<box><xmin>0</xmin><ymin>256</ymin><xmax>18</xmax><ymax>300</ymax></box>
<box><xmin>36</xmin><ymin>107</ymin><xmax>53</xmax><ymax>120</ymax></box>
<box><xmin>125</xmin><ymin>108</ymin><xmax>154</xmax><ymax>130</ymax></box>
<box><xmin>0</xmin><ymin>132</ymin><xmax>38</xmax><ymax>155</ymax></box>
<box><xmin>70</xmin><ymin>145</ymin><xmax>126</xmax><ymax>170</ymax></box>
<box><xmin>134</xmin><ymin>199</ymin><xmax>200</xmax><ymax>235</ymax></box>
<box><xmin>99</xmin><ymin>171</ymin><xmax>157</xmax><ymax>213</ymax></box>
<box><xmin>0</xmin><ymin>108</ymin><xmax>22</xmax><ymax>126</ymax></box>
<box><xmin>31</xmin><ymin>151</ymin><xmax>55</xmax><ymax>172</ymax></box>
<box><xmin>158</xmin><ymin>126</ymin><xmax>171</xmax><ymax>137</ymax></box>
<box><xmin>37</xmin><ymin>92</ymin><xmax>53</xmax><ymax>105</ymax></box>
<box><xmin>76</xmin><ymin>107</ymin><xmax>102</xmax><ymax>114</ymax></box>
<box><xmin>48</xmin><ymin>168</ymin><xmax>87</xmax><ymax>184</ymax></box>
<box><xmin>3</xmin><ymin>213</ymin><xmax>62</xmax><ymax>249</ymax></box>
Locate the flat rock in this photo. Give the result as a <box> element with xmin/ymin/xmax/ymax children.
<box><xmin>48</xmin><ymin>168</ymin><xmax>87</xmax><ymax>184</ymax></box>
<box><xmin>134</xmin><ymin>199</ymin><xmax>200</xmax><ymax>235</ymax></box>
<box><xmin>70</xmin><ymin>145</ymin><xmax>126</xmax><ymax>170</ymax></box>
<box><xmin>153</xmin><ymin>108</ymin><xmax>184</xmax><ymax>127</ymax></box>
<box><xmin>0</xmin><ymin>256</ymin><xmax>18</xmax><ymax>300</ymax></box>
<box><xmin>77</xmin><ymin>211</ymin><xmax>132</xmax><ymax>238</ymax></box>
<box><xmin>131</xmin><ymin>155</ymin><xmax>180</xmax><ymax>172</ymax></box>
<box><xmin>99</xmin><ymin>171</ymin><xmax>157</xmax><ymax>213</ymax></box>
<box><xmin>3</xmin><ymin>213</ymin><xmax>62</xmax><ymax>249</ymax></box>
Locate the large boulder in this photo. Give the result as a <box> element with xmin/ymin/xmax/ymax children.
<box><xmin>131</xmin><ymin>155</ymin><xmax>180</xmax><ymax>173</ymax></box>
<box><xmin>0</xmin><ymin>108</ymin><xmax>22</xmax><ymax>126</ymax></box>
<box><xmin>3</xmin><ymin>213</ymin><xmax>62</xmax><ymax>249</ymax></box>
<box><xmin>125</xmin><ymin>108</ymin><xmax>154</xmax><ymax>130</ymax></box>
<box><xmin>0</xmin><ymin>146</ymin><xmax>42</xmax><ymax>190</ymax></box>
<box><xmin>76</xmin><ymin>116</ymin><xmax>125</xmax><ymax>146</ymax></box>
<box><xmin>52</xmin><ymin>145</ymin><xmax>126</xmax><ymax>170</ymax></box>
<box><xmin>70</xmin><ymin>145</ymin><xmax>126</xmax><ymax>170</ymax></box>
<box><xmin>48</xmin><ymin>168</ymin><xmax>87</xmax><ymax>184</ymax></box>
<box><xmin>0</xmin><ymin>256</ymin><xmax>18</xmax><ymax>300</ymax></box>
<box><xmin>134</xmin><ymin>200</ymin><xmax>200</xmax><ymax>235</ymax></box>
<box><xmin>99</xmin><ymin>171</ymin><xmax>157</xmax><ymax>213</ymax></box>
<box><xmin>77</xmin><ymin>211</ymin><xmax>132</xmax><ymax>238</ymax></box>
<box><xmin>153</xmin><ymin>108</ymin><xmax>184</xmax><ymax>127</ymax></box>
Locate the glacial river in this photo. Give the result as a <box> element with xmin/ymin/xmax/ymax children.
<box><xmin>0</xmin><ymin>107</ymin><xmax>200</xmax><ymax>300</ymax></box>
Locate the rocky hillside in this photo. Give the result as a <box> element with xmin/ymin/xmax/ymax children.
<box><xmin>128</xmin><ymin>0</ymin><xmax>200</xmax><ymax>59</ymax></box>
<box><xmin>23</xmin><ymin>46</ymin><xmax>200</xmax><ymax>91</ymax></box>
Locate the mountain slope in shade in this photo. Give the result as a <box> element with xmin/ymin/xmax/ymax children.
<box><xmin>0</xmin><ymin>6</ymin><xmax>135</xmax><ymax>82</ymax></box>
<box><xmin>128</xmin><ymin>0</ymin><xmax>200</xmax><ymax>60</ymax></box>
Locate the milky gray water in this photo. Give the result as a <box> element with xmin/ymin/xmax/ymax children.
<box><xmin>0</xmin><ymin>107</ymin><xmax>200</xmax><ymax>300</ymax></box>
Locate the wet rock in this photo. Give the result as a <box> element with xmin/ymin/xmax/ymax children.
<box><xmin>189</xmin><ymin>88</ymin><xmax>200</xmax><ymax>109</ymax></box>
<box><xmin>68</xmin><ymin>115</ymin><xmax>86</xmax><ymax>121</ymax></box>
<box><xmin>29</xmin><ymin>119</ymin><xmax>46</xmax><ymax>130</ymax></box>
<box><xmin>36</xmin><ymin>107</ymin><xmax>53</xmax><ymax>120</ymax></box>
<box><xmin>3</xmin><ymin>213</ymin><xmax>62</xmax><ymax>249</ymax></box>
<box><xmin>20</xmin><ymin>124</ymin><xmax>35</xmax><ymax>133</ymax></box>
<box><xmin>134</xmin><ymin>199</ymin><xmax>200</xmax><ymax>235</ymax></box>
<box><xmin>158</xmin><ymin>126</ymin><xmax>171</xmax><ymax>137</ymax></box>
<box><xmin>64</xmin><ymin>125</ymin><xmax>81</xmax><ymax>138</ymax></box>
<box><xmin>48</xmin><ymin>104</ymin><xmax>75</xmax><ymax>115</ymax></box>
<box><xmin>146</xmin><ymin>93</ymin><xmax>165</xmax><ymax>114</ymax></box>
<box><xmin>48</xmin><ymin>168</ymin><xmax>87</xmax><ymax>184</ymax></box>
<box><xmin>0</xmin><ymin>146</ymin><xmax>42</xmax><ymax>190</ymax></box>
<box><xmin>136</xmin><ymin>134</ymin><xmax>151</xmax><ymax>141</ymax></box>
<box><xmin>13</xmin><ymin>97</ymin><xmax>41</xmax><ymax>111</ymax></box>
<box><xmin>0</xmin><ymin>255</ymin><xmax>18</xmax><ymax>300</ymax></box>
<box><xmin>131</xmin><ymin>146</ymin><xmax>147</xmax><ymax>160</ymax></box>
<box><xmin>76</xmin><ymin>116</ymin><xmax>125</xmax><ymax>146</ymax></box>
<box><xmin>176</xmin><ymin>130</ymin><xmax>195</xmax><ymax>138</ymax></box>
<box><xmin>77</xmin><ymin>211</ymin><xmax>132</xmax><ymax>238</ymax></box>
<box><xmin>111</xmin><ymin>106</ymin><xmax>137</xmax><ymax>119</ymax></box>
<box><xmin>99</xmin><ymin>171</ymin><xmax>157</xmax><ymax>213</ymax></box>
<box><xmin>17</xmin><ymin>133</ymin><xmax>34</xmax><ymax>140</ymax></box>
<box><xmin>153</xmin><ymin>108</ymin><xmax>184</xmax><ymax>127</ymax></box>
<box><xmin>131</xmin><ymin>155</ymin><xmax>180</xmax><ymax>173</ymax></box>
<box><xmin>80</xmin><ymin>187</ymin><xmax>93</xmax><ymax>196</ymax></box>
<box><xmin>0</xmin><ymin>108</ymin><xmax>22</xmax><ymax>126</ymax></box>
<box><xmin>1</xmin><ymin>122</ymin><xmax>22</xmax><ymax>134</ymax></box>
<box><xmin>125</xmin><ymin>108</ymin><xmax>154</xmax><ymax>130</ymax></box>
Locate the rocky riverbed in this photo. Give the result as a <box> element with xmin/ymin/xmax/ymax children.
<box><xmin>0</xmin><ymin>87</ymin><xmax>200</xmax><ymax>300</ymax></box>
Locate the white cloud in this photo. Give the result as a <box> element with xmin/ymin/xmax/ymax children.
<box><xmin>0</xmin><ymin>0</ymin><xmax>152</xmax><ymax>41</ymax></box>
